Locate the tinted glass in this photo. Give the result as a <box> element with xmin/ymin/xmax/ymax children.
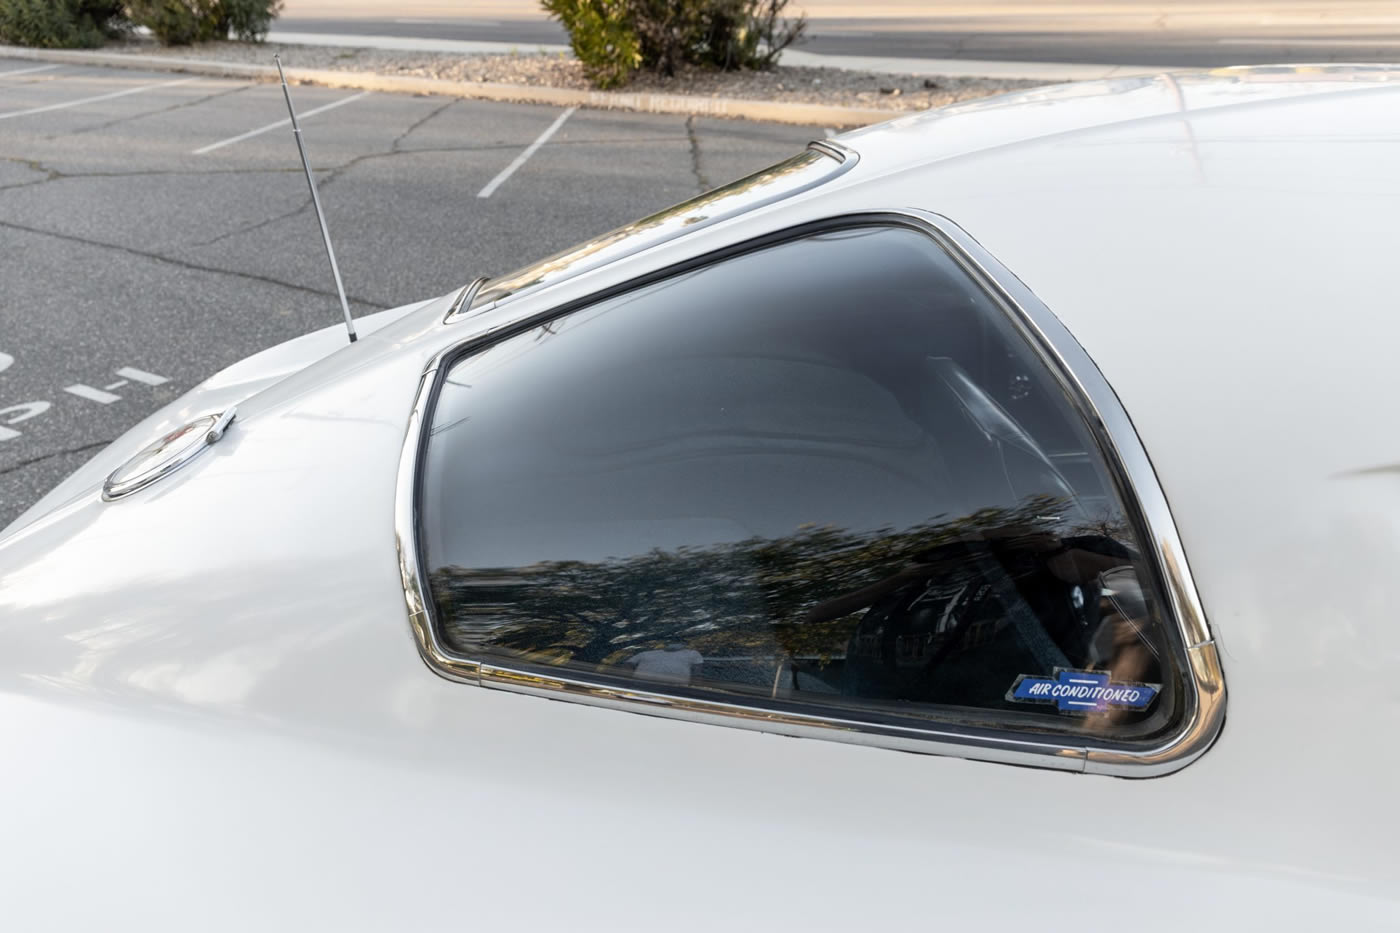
<box><xmin>421</xmin><ymin>226</ymin><xmax>1185</xmax><ymax>743</ymax></box>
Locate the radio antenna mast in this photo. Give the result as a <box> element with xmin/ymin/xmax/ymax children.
<box><xmin>275</xmin><ymin>54</ymin><xmax>357</xmax><ymax>343</ymax></box>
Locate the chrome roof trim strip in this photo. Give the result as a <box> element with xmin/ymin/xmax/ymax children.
<box><xmin>394</xmin><ymin>210</ymin><xmax>1225</xmax><ymax>778</ymax></box>
<box><xmin>444</xmin><ymin>141</ymin><xmax>858</xmax><ymax>325</ymax></box>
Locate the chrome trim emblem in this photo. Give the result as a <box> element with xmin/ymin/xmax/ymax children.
<box><xmin>102</xmin><ymin>407</ymin><xmax>236</xmax><ymax>501</ymax></box>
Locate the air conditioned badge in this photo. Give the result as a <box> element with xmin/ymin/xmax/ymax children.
<box><xmin>1007</xmin><ymin>669</ymin><xmax>1160</xmax><ymax>715</ymax></box>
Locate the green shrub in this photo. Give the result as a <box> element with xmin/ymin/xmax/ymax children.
<box><xmin>0</xmin><ymin>0</ymin><xmax>125</xmax><ymax>49</ymax></box>
<box><xmin>0</xmin><ymin>0</ymin><xmax>280</xmax><ymax>47</ymax></box>
<box><xmin>216</xmin><ymin>0</ymin><xmax>282</xmax><ymax>42</ymax></box>
<box><xmin>125</xmin><ymin>0</ymin><xmax>221</xmax><ymax>45</ymax></box>
<box><xmin>542</xmin><ymin>0</ymin><xmax>805</xmax><ymax>88</ymax></box>
<box><xmin>541</xmin><ymin>0</ymin><xmax>640</xmax><ymax>89</ymax></box>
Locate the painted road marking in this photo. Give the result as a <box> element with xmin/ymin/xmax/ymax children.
<box><xmin>0</xmin><ymin>401</ymin><xmax>49</xmax><ymax>424</ymax></box>
<box><xmin>0</xmin><ymin>64</ymin><xmax>61</xmax><ymax>79</ymax></box>
<box><xmin>477</xmin><ymin>107</ymin><xmax>577</xmax><ymax>199</ymax></box>
<box><xmin>0</xmin><ymin>362</ymin><xmax>173</xmax><ymax>445</ymax></box>
<box><xmin>0</xmin><ymin>401</ymin><xmax>51</xmax><ymax>442</ymax></box>
<box><xmin>115</xmin><ymin>366</ymin><xmax>169</xmax><ymax>386</ymax></box>
<box><xmin>192</xmin><ymin>90</ymin><xmax>371</xmax><ymax>155</ymax></box>
<box><xmin>0</xmin><ymin>76</ymin><xmax>199</xmax><ymax>122</ymax></box>
<box><xmin>64</xmin><ymin>384</ymin><xmax>122</xmax><ymax>404</ymax></box>
<box><xmin>823</xmin><ymin>127</ymin><xmax>836</xmax><ymax>137</ymax></box>
<box><xmin>63</xmin><ymin>366</ymin><xmax>170</xmax><ymax>404</ymax></box>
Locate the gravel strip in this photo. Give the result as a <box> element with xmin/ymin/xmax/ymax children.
<box><xmin>102</xmin><ymin>39</ymin><xmax>1045</xmax><ymax>112</ymax></box>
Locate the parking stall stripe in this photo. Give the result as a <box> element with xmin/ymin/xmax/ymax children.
<box><xmin>114</xmin><ymin>366</ymin><xmax>169</xmax><ymax>386</ymax></box>
<box><xmin>0</xmin><ymin>64</ymin><xmax>61</xmax><ymax>79</ymax></box>
<box><xmin>477</xmin><ymin>106</ymin><xmax>577</xmax><ymax>199</ymax></box>
<box><xmin>63</xmin><ymin>384</ymin><xmax>121</xmax><ymax>404</ymax></box>
<box><xmin>0</xmin><ymin>76</ymin><xmax>199</xmax><ymax>121</ymax></box>
<box><xmin>192</xmin><ymin>90</ymin><xmax>372</xmax><ymax>155</ymax></box>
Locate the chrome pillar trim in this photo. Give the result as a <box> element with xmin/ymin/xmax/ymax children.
<box><xmin>807</xmin><ymin>138</ymin><xmax>854</xmax><ymax>163</ymax></box>
<box><xmin>394</xmin><ymin>365</ymin><xmax>481</xmax><ymax>685</ymax></box>
<box><xmin>395</xmin><ymin>209</ymin><xmax>1226</xmax><ymax>777</ymax></box>
<box><xmin>443</xmin><ymin>277</ymin><xmax>489</xmax><ymax>324</ymax></box>
<box><xmin>904</xmin><ymin>209</ymin><xmax>1226</xmax><ymax>775</ymax></box>
<box><xmin>1086</xmin><ymin>641</ymin><xmax>1226</xmax><ymax>776</ymax></box>
<box><xmin>909</xmin><ymin>211</ymin><xmax>1216</xmax><ymax>650</ymax></box>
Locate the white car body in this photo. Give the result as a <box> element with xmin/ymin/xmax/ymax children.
<box><xmin>3</xmin><ymin>65</ymin><xmax>1399</xmax><ymax>929</ymax></box>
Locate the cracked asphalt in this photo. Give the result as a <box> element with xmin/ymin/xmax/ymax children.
<box><xmin>0</xmin><ymin>58</ymin><xmax>824</xmax><ymax>529</ymax></box>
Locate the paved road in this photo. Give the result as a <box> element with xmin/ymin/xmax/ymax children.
<box><xmin>277</xmin><ymin>0</ymin><xmax>1400</xmax><ymax>66</ymax></box>
<box><xmin>0</xmin><ymin>58</ymin><xmax>821</xmax><ymax>528</ymax></box>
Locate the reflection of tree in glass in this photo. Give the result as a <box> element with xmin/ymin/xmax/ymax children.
<box><xmin>430</xmin><ymin>494</ymin><xmax>1119</xmax><ymax>672</ymax></box>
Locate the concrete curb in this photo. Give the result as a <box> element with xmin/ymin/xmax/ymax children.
<box><xmin>0</xmin><ymin>45</ymin><xmax>898</xmax><ymax>128</ymax></box>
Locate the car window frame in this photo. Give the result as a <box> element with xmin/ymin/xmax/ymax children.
<box><xmin>395</xmin><ymin>210</ymin><xmax>1226</xmax><ymax>777</ymax></box>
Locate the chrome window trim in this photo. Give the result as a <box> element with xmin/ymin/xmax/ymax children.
<box><xmin>395</xmin><ymin>211</ymin><xmax>1226</xmax><ymax>778</ymax></box>
<box><xmin>444</xmin><ymin>140</ymin><xmax>858</xmax><ymax>324</ymax></box>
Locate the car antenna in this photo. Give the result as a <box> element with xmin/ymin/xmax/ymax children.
<box><xmin>275</xmin><ymin>54</ymin><xmax>357</xmax><ymax>343</ymax></box>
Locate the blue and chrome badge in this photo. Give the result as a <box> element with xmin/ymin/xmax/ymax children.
<box><xmin>1007</xmin><ymin>669</ymin><xmax>1159</xmax><ymax>715</ymax></box>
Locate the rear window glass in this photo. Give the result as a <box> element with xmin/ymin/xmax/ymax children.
<box><xmin>420</xmin><ymin>225</ymin><xmax>1189</xmax><ymax>746</ymax></box>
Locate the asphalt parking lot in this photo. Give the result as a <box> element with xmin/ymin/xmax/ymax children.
<box><xmin>0</xmin><ymin>58</ymin><xmax>825</xmax><ymax>528</ymax></box>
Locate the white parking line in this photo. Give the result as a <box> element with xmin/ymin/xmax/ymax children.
<box><xmin>0</xmin><ymin>64</ymin><xmax>60</xmax><ymax>79</ymax></box>
<box><xmin>114</xmin><ymin>366</ymin><xmax>169</xmax><ymax>386</ymax></box>
<box><xmin>64</xmin><ymin>384</ymin><xmax>121</xmax><ymax>404</ymax></box>
<box><xmin>477</xmin><ymin>107</ymin><xmax>577</xmax><ymax>199</ymax></box>
<box><xmin>192</xmin><ymin>90</ymin><xmax>371</xmax><ymax>155</ymax></box>
<box><xmin>0</xmin><ymin>76</ymin><xmax>198</xmax><ymax>121</ymax></box>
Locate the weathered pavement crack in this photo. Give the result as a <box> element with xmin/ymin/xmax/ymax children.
<box><xmin>0</xmin><ymin>440</ymin><xmax>112</xmax><ymax>477</ymax></box>
<box><xmin>0</xmin><ymin>161</ymin><xmax>306</xmax><ymax>193</ymax></box>
<box><xmin>57</xmin><ymin>83</ymin><xmax>253</xmax><ymax>138</ymax></box>
<box><xmin>0</xmin><ymin>155</ymin><xmax>62</xmax><ymax>192</ymax></box>
<box><xmin>194</xmin><ymin>100</ymin><xmax>463</xmax><ymax>248</ymax></box>
<box><xmin>685</xmin><ymin>115</ymin><xmax>711</xmax><ymax>194</ymax></box>
<box><xmin>0</xmin><ymin>217</ymin><xmax>388</xmax><ymax>310</ymax></box>
<box><xmin>0</xmin><ymin>136</ymin><xmax>676</xmax><ymax>196</ymax></box>
<box><xmin>191</xmin><ymin>194</ymin><xmax>314</xmax><ymax>247</ymax></box>
<box><xmin>392</xmin><ymin>98</ymin><xmax>456</xmax><ymax>152</ymax></box>
<box><xmin>193</xmin><ymin>100</ymin><xmax>458</xmax><ymax>248</ymax></box>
